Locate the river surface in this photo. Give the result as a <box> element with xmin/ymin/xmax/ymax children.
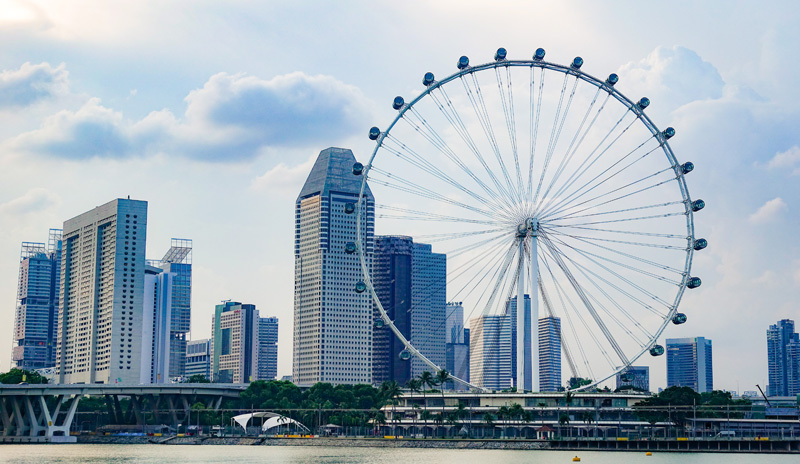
<box><xmin>0</xmin><ymin>445</ymin><xmax>797</xmax><ymax>464</ymax></box>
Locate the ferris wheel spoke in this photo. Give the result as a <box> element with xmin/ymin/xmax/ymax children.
<box><xmin>495</xmin><ymin>66</ymin><xmax>524</xmax><ymax>198</ymax></box>
<box><xmin>546</xmin><ymin>200</ymin><xmax>685</xmax><ymax>223</ymax></box>
<box><xmin>376</xmin><ymin>203</ymin><xmax>503</xmax><ymax>225</ymax></box>
<box><xmin>429</xmin><ymin>87</ymin><xmax>517</xmax><ymax>205</ymax></box>
<box><xmin>480</xmin><ymin>242</ymin><xmax>521</xmax><ymax>316</ymax></box>
<box><xmin>547</xmin><ymin>232</ymin><xmax>683</xmax><ymax>286</ymax></box>
<box><xmin>528</xmin><ymin>66</ymin><xmax>545</xmax><ymax>200</ymax></box>
<box><xmin>539</xmin><ymin>235</ymin><xmax>631</xmax><ymax>367</ymax></box>
<box><xmin>532</xmin><ymin>74</ymin><xmax>578</xmax><ymax>209</ymax></box>
<box><xmin>546</xmin><ymin>210</ymin><xmax>686</xmax><ymax>228</ymax></box>
<box><xmin>412</xmin><ymin>227</ymin><xmax>510</xmax><ymax>243</ymax></box>
<box><xmin>536</xmin><ymin>111</ymin><xmax>639</xmax><ymax>217</ymax></box>
<box><xmin>546</xmin><ymin>228</ymin><xmax>688</xmax><ymax>254</ymax></box>
<box><xmin>368</xmin><ymin>169</ymin><xmax>502</xmax><ymax>220</ymax></box>
<box><xmin>444</xmin><ymin>231</ymin><xmax>515</xmax><ymax>260</ymax></box>
<box><xmin>546</xmin><ymin>233</ymin><xmax>677</xmax><ymax>309</ymax></box>
<box><xmin>458</xmin><ymin>75</ymin><xmax>520</xmax><ymax>204</ymax></box>
<box><xmin>545</xmin><ymin>224</ymin><xmax>687</xmax><ymax>240</ymax></box>
<box><xmin>544</xmin><ymin>235</ymin><xmax>670</xmax><ymax>323</ymax></box>
<box><xmin>399</xmin><ymin>110</ymin><xmax>512</xmax><ymax>212</ymax></box>
<box><xmin>535</xmin><ymin>89</ymin><xmax>607</xmax><ymax>216</ymax></box>
<box><xmin>539</xmin><ymin>140</ymin><xmax>663</xmax><ymax>219</ymax></box>
<box><xmin>540</xmin><ymin>247</ymin><xmax>610</xmax><ymax>376</ymax></box>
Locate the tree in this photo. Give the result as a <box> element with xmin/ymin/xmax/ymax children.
<box><xmin>567</xmin><ymin>377</ymin><xmax>592</xmax><ymax>389</ymax></box>
<box><xmin>406</xmin><ymin>378</ymin><xmax>422</xmax><ymax>436</ymax></box>
<box><xmin>380</xmin><ymin>381</ymin><xmax>402</xmax><ymax>436</ymax></box>
<box><xmin>633</xmin><ymin>386</ymin><xmax>701</xmax><ymax>426</ymax></box>
<box><xmin>482</xmin><ymin>412</ymin><xmax>496</xmax><ymax>438</ymax></box>
<box><xmin>435</xmin><ymin>369</ymin><xmax>450</xmax><ymax>431</ymax></box>
<box><xmin>509</xmin><ymin>403</ymin><xmax>524</xmax><ymax>437</ymax></box>
<box><xmin>418</xmin><ymin>370</ymin><xmax>436</xmax><ymax>431</ymax></box>
<box><xmin>497</xmin><ymin>405</ymin><xmax>511</xmax><ymax>437</ymax></box>
<box><xmin>0</xmin><ymin>368</ymin><xmax>48</xmax><ymax>384</ymax></box>
<box><xmin>420</xmin><ymin>410</ymin><xmax>433</xmax><ymax>438</ymax></box>
<box><xmin>184</xmin><ymin>374</ymin><xmax>210</xmax><ymax>383</ymax></box>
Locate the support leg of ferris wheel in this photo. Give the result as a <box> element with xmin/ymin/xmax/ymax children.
<box><xmin>516</xmin><ymin>218</ymin><xmax>540</xmax><ymax>392</ymax></box>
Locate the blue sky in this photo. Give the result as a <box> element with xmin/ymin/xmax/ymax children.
<box><xmin>0</xmin><ymin>0</ymin><xmax>798</xmax><ymax>391</ymax></box>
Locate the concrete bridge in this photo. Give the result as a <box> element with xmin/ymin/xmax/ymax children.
<box><xmin>0</xmin><ymin>383</ymin><xmax>246</xmax><ymax>443</ymax></box>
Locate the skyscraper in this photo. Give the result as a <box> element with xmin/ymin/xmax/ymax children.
<box><xmin>185</xmin><ymin>338</ymin><xmax>211</xmax><ymax>379</ymax></box>
<box><xmin>160</xmin><ymin>239</ymin><xmax>192</xmax><ymax>379</ymax></box>
<box><xmin>767</xmin><ymin>319</ymin><xmax>800</xmax><ymax>396</ymax></box>
<box><xmin>294</xmin><ymin>147</ymin><xmax>374</xmax><ymax>386</ymax></box>
<box><xmin>140</xmin><ymin>264</ymin><xmax>173</xmax><ymax>383</ymax></box>
<box><xmin>446</xmin><ymin>303</ymin><xmax>465</xmax><ymax>345</ymax></box>
<box><xmin>372</xmin><ymin>236</ymin><xmax>412</xmax><ymax>386</ymax></box>
<box><xmin>538</xmin><ymin>316</ymin><xmax>561</xmax><ymax>392</ymax></box>
<box><xmin>410</xmin><ymin>243</ymin><xmax>447</xmax><ymax>378</ymax></box>
<box><xmin>11</xmin><ymin>230</ymin><xmax>62</xmax><ymax>370</ymax></box>
<box><xmin>445</xmin><ymin>303</ymin><xmax>470</xmax><ymax>390</ymax></box>
<box><xmin>211</xmin><ymin>301</ymin><xmax>259</xmax><ymax>383</ymax></box>
<box><xmin>666</xmin><ymin>337</ymin><xmax>713</xmax><ymax>393</ymax></box>
<box><xmin>615</xmin><ymin>366</ymin><xmax>650</xmax><ymax>392</ymax></box>
<box><xmin>468</xmin><ymin>314</ymin><xmax>512</xmax><ymax>390</ymax></box>
<box><xmin>258</xmin><ymin>316</ymin><xmax>279</xmax><ymax>381</ymax></box>
<box><xmin>56</xmin><ymin>199</ymin><xmax>147</xmax><ymax>384</ymax></box>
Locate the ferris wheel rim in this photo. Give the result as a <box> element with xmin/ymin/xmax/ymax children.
<box><xmin>356</xmin><ymin>52</ymin><xmax>697</xmax><ymax>392</ymax></box>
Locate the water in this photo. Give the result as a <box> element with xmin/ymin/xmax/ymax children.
<box><xmin>0</xmin><ymin>445</ymin><xmax>796</xmax><ymax>464</ymax></box>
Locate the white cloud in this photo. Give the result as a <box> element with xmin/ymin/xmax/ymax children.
<box><xmin>767</xmin><ymin>146</ymin><xmax>800</xmax><ymax>175</ymax></box>
<box><xmin>251</xmin><ymin>154</ymin><xmax>316</xmax><ymax>194</ymax></box>
<box><xmin>748</xmin><ymin>197</ymin><xmax>787</xmax><ymax>224</ymax></box>
<box><xmin>0</xmin><ymin>188</ymin><xmax>60</xmax><ymax>216</ymax></box>
<box><xmin>0</xmin><ymin>62</ymin><xmax>68</xmax><ymax>107</ymax></box>
<box><xmin>6</xmin><ymin>71</ymin><xmax>372</xmax><ymax>161</ymax></box>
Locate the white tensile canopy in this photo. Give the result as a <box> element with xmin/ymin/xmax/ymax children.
<box><xmin>231</xmin><ymin>412</ymin><xmax>310</xmax><ymax>433</ymax></box>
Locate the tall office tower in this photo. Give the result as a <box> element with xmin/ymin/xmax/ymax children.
<box><xmin>372</xmin><ymin>236</ymin><xmax>412</xmax><ymax>386</ymax></box>
<box><xmin>615</xmin><ymin>366</ymin><xmax>650</xmax><ymax>391</ymax></box>
<box><xmin>411</xmin><ymin>243</ymin><xmax>446</xmax><ymax>377</ymax></box>
<box><xmin>468</xmin><ymin>314</ymin><xmax>512</xmax><ymax>390</ymax></box>
<box><xmin>11</xmin><ymin>230</ymin><xmax>62</xmax><ymax>370</ymax></box>
<box><xmin>787</xmin><ymin>338</ymin><xmax>800</xmax><ymax>396</ymax></box>
<box><xmin>294</xmin><ymin>147</ymin><xmax>374</xmax><ymax>386</ymax></box>
<box><xmin>211</xmin><ymin>301</ymin><xmax>259</xmax><ymax>383</ymax></box>
<box><xmin>538</xmin><ymin>316</ymin><xmax>562</xmax><ymax>392</ymax></box>
<box><xmin>56</xmin><ymin>199</ymin><xmax>147</xmax><ymax>384</ymax></box>
<box><xmin>140</xmin><ymin>264</ymin><xmax>173</xmax><ymax>383</ymax></box>
<box><xmin>185</xmin><ymin>339</ymin><xmax>211</xmax><ymax>379</ymax></box>
<box><xmin>506</xmin><ymin>295</ymin><xmax>531</xmax><ymax>390</ymax></box>
<box><xmin>258</xmin><ymin>316</ymin><xmax>279</xmax><ymax>381</ymax></box>
<box><xmin>445</xmin><ymin>303</ymin><xmax>469</xmax><ymax>390</ymax></box>
<box><xmin>155</xmin><ymin>239</ymin><xmax>193</xmax><ymax>379</ymax></box>
<box><xmin>766</xmin><ymin>319</ymin><xmax>799</xmax><ymax>396</ymax></box>
<box><xmin>666</xmin><ymin>337</ymin><xmax>713</xmax><ymax>393</ymax></box>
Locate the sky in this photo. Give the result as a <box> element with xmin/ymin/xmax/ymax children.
<box><xmin>0</xmin><ymin>0</ymin><xmax>798</xmax><ymax>392</ymax></box>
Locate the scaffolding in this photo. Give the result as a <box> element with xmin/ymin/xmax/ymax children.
<box><xmin>162</xmin><ymin>238</ymin><xmax>192</xmax><ymax>264</ymax></box>
<box><xmin>47</xmin><ymin>229</ymin><xmax>62</xmax><ymax>254</ymax></box>
<box><xmin>19</xmin><ymin>242</ymin><xmax>47</xmax><ymax>262</ymax></box>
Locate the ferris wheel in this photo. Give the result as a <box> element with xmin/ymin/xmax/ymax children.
<box><xmin>353</xmin><ymin>48</ymin><xmax>706</xmax><ymax>391</ymax></box>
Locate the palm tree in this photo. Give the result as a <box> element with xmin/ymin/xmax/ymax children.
<box><xmin>420</xmin><ymin>410</ymin><xmax>433</xmax><ymax>438</ymax></box>
<box><xmin>482</xmin><ymin>412</ymin><xmax>496</xmax><ymax>438</ymax></box>
<box><xmin>455</xmin><ymin>403</ymin><xmax>468</xmax><ymax>437</ymax></box>
<box><xmin>418</xmin><ymin>371</ymin><xmax>436</xmax><ymax>432</ymax></box>
<box><xmin>509</xmin><ymin>403</ymin><xmax>524</xmax><ymax>438</ymax></box>
<box><xmin>497</xmin><ymin>405</ymin><xmax>511</xmax><ymax>438</ymax></box>
<box><xmin>380</xmin><ymin>381</ymin><xmax>402</xmax><ymax>436</ymax></box>
<box><xmin>435</xmin><ymin>369</ymin><xmax>450</xmax><ymax>433</ymax></box>
<box><xmin>405</xmin><ymin>378</ymin><xmax>421</xmax><ymax>437</ymax></box>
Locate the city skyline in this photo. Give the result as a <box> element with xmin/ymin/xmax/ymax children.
<box><xmin>1</xmin><ymin>2</ymin><xmax>800</xmax><ymax>392</ymax></box>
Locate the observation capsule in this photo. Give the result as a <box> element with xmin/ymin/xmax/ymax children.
<box><xmin>422</xmin><ymin>72</ymin><xmax>435</xmax><ymax>87</ymax></box>
<box><xmin>495</xmin><ymin>47</ymin><xmax>507</xmax><ymax>61</ymax></box>
<box><xmin>571</xmin><ymin>57</ymin><xmax>584</xmax><ymax>69</ymax></box>
<box><xmin>392</xmin><ymin>96</ymin><xmax>404</xmax><ymax>110</ymax></box>
<box><xmin>672</xmin><ymin>313</ymin><xmax>687</xmax><ymax>325</ymax></box>
<box><xmin>533</xmin><ymin>48</ymin><xmax>546</xmax><ymax>61</ymax></box>
<box><xmin>650</xmin><ymin>345</ymin><xmax>665</xmax><ymax>356</ymax></box>
<box><xmin>687</xmin><ymin>277</ymin><xmax>702</xmax><ymax>289</ymax></box>
<box><xmin>663</xmin><ymin>127</ymin><xmax>676</xmax><ymax>140</ymax></box>
<box><xmin>399</xmin><ymin>350</ymin><xmax>412</xmax><ymax>361</ymax></box>
<box><xmin>637</xmin><ymin>97</ymin><xmax>651</xmax><ymax>110</ymax></box>
<box><xmin>681</xmin><ymin>162</ymin><xmax>694</xmax><ymax>174</ymax></box>
<box><xmin>374</xmin><ymin>318</ymin><xmax>385</xmax><ymax>328</ymax></box>
<box><xmin>352</xmin><ymin>162</ymin><xmax>364</xmax><ymax>176</ymax></box>
<box><xmin>344</xmin><ymin>202</ymin><xmax>355</xmax><ymax>214</ymax></box>
<box><xmin>457</xmin><ymin>55</ymin><xmax>469</xmax><ymax>69</ymax></box>
<box><xmin>693</xmin><ymin>238</ymin><xmax>708</xmax><ymax>251</ymax></box>
<box><xmin>344</xmin><ymin>242</ymin><xmax>357</xmax><ymax>254</ymax></box>
<box><xmin>369</xmin><ymin>126</ymin><xmax>380</xmax><ymax>141</ymax></box>
<box><xmin>691</xmin><ymin>199</ymin><xmax>705</xmax><ymax>212</ymax></box>
<box><xmin>606</xmin><ymin>73</ymin><xmax>619</xmax><ymax>86</ymax></box>
<box><xmin>355</xmin><ymin>281</ymin><xmax>367</xmax><ymax>293</ymax></box>
<box><xmin>620</xmin><ymin>372</ymin><xmax>634</xmax><ymax>382</ymax></box>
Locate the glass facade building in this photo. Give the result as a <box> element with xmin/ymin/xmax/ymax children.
<box><xmin>767</xmin><ymin>319</ymin><xmax>800</xmax><ymax>396</ymax></box>
<box><xmin>538</xmin><ymin>316</ymin><xmax>562</xmax><ymax>392</ymax></box>
<box><xmin>615</xmin><ymin>365</ymin><xmax>650</xmax><ymax>392</ymax></box>
<box><xmin>258</xmin><ymin>316</ymin><xmax>279</xmax><ymax>381</ymax></box>
<box><xmin>11</xmin><ymin>230</ymin><xmax>62</xmax><ymax>370</ymax></box>
<box><xmin>211</xmin><ymin>301</ymin><xmax>259</xmax><ymax>383</ymax></box>
<box><xmin>666</xmin><ymin>337</ymin><xmax>713</xmax><ymax>393</ymax></box>
<box><xmin>185</xmin><ymin>338</ymin><xmax>211</xmax><ymax>379</ymax></box>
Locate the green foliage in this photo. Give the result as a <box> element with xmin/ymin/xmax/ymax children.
<box><xmin>567</xmin><ymin>377</ymin><xmax>592</xmax><ymax>389</ymax></box>
<box><xmin>0</xmin><ymin>368</ymin><xmax>49</xmax><ymax>384</ymax></box>
<box><xmin>184</xmin><ymin>374</ymin><xmax>210</xmax><ymax>383</ymax></box>
<box><xmin>558</xmin><ymin>412</ymin><xmax>570</xmax><ymax>425</ymax></box>
<box><xmin>634</xmin><ymin>386</ymin><xmax>702</xmax><ymax>425</ymax></box>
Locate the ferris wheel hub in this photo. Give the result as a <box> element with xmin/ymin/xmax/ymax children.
<box><xmin>517</xmin><ymin>217</ymin><xmax>540</xmax><ymax>238</ymax></box>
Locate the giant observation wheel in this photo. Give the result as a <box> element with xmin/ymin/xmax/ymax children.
<box><xmin>352</xmin><ymin>48</ymin><xmax>706</xmax><ymax>391</ymax></box>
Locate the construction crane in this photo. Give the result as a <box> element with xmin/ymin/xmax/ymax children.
<box><xmin>755</xmin><ymin>384</ymin><xmax>771</xmax><ymax>407</ymax></box>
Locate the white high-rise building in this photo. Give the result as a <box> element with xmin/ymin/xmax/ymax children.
<box><xmin>56</xmin><ymin>198</ymin><xmax>147</xmax><ymax>384</ymax></box>
<box><xmin>294</xmin><ymin>147</ymin><xmax>374</xmax><ymax>386</ymax></box>
<box><xmin>140</xmin><ymin>264</ymin><xmax>173</xmax><ymax>384</ymax></box>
